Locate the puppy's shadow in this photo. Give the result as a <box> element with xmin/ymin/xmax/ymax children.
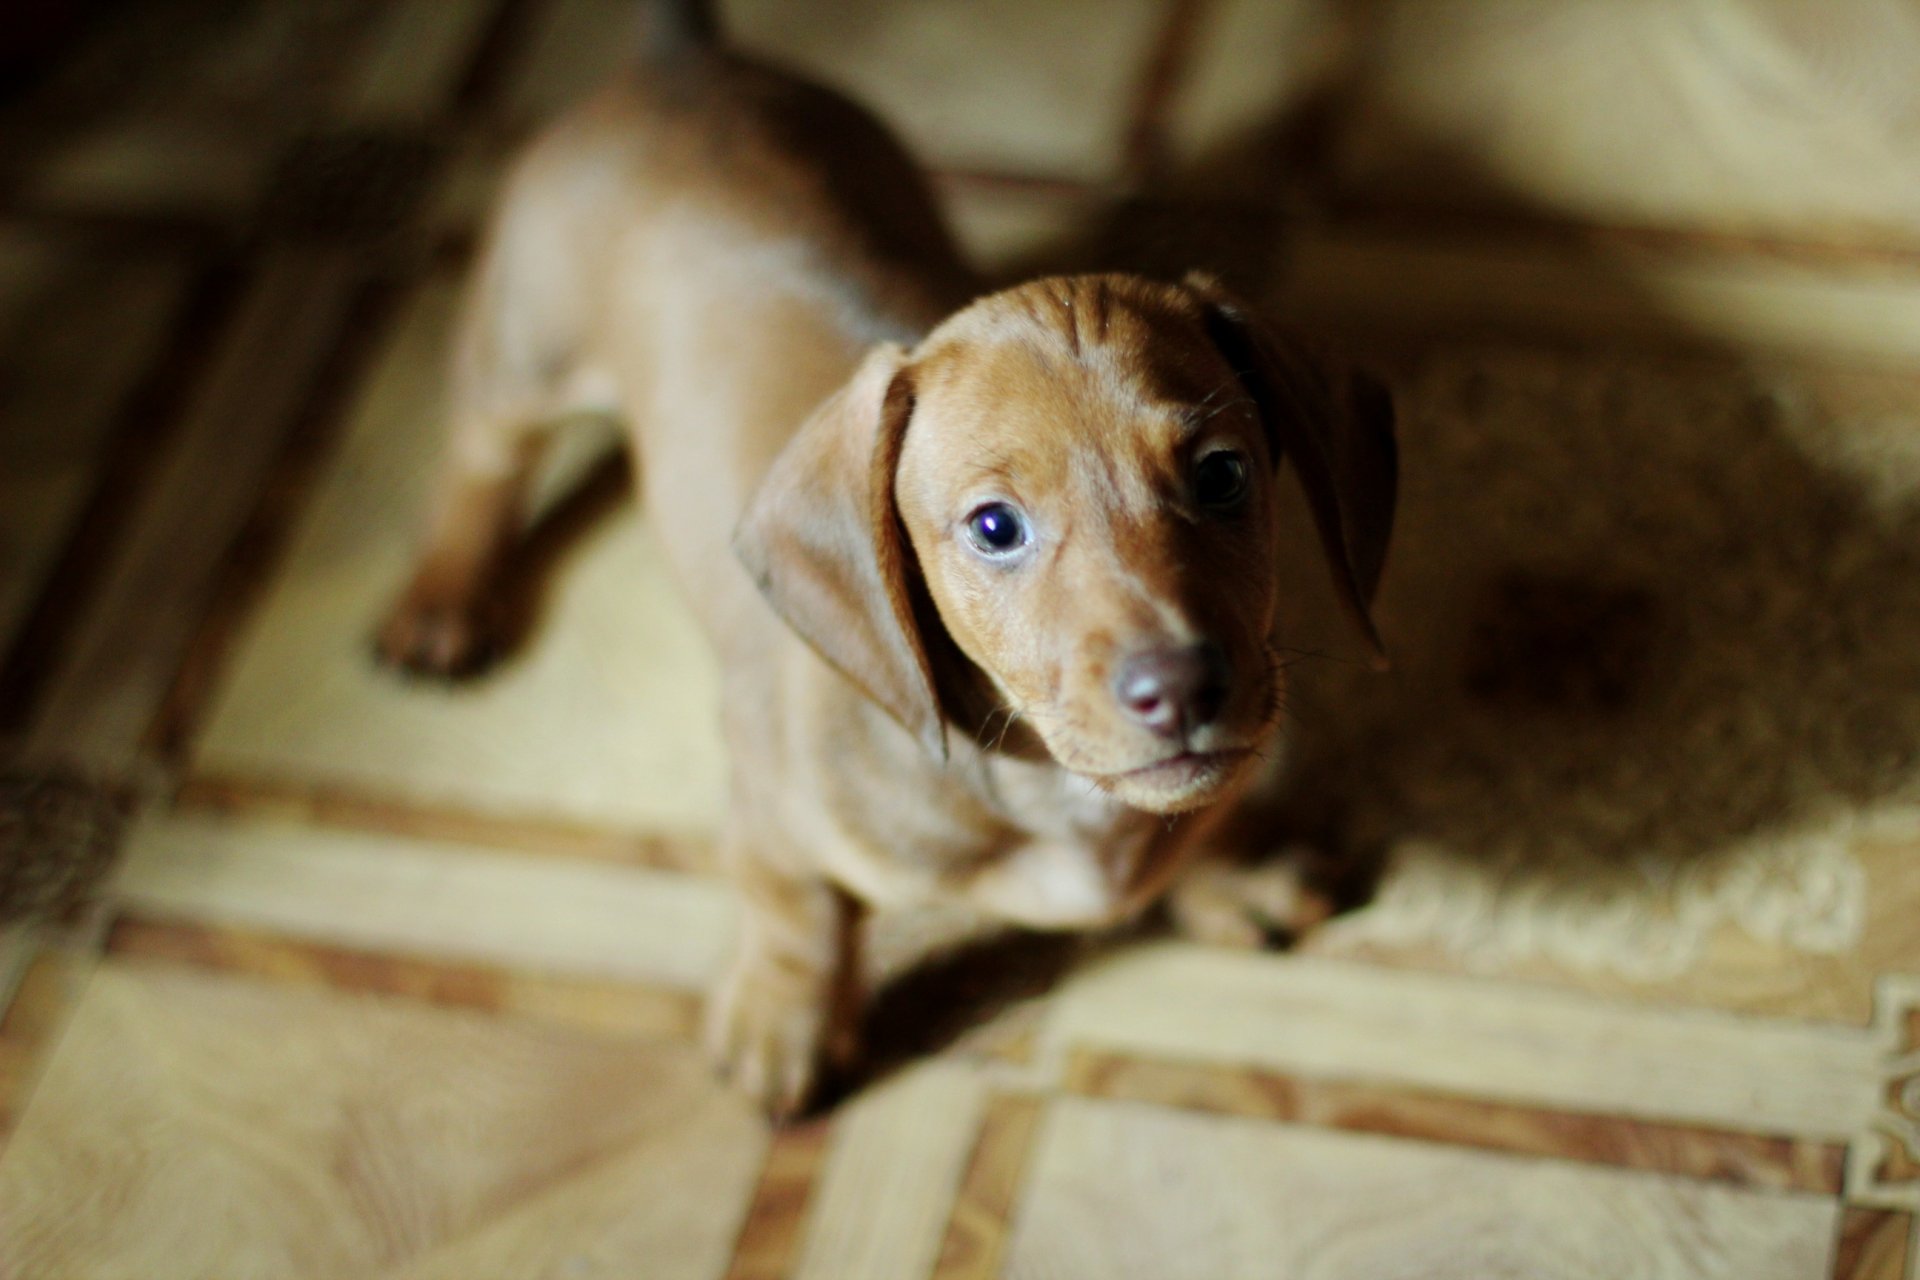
<box><xmin>812</xmin><ymin>925</ymin><xmax>1094</xmax><ymax>1110</ymax></box>
<box><xmin>482</xmin><ymin>444</ymin><xmax>635</xmax><ymax>663</ymax></box>
<box><xmin>984</xmin><ymin>2</ymin><xmax>1920</xmax><ymax>971</ymax></box>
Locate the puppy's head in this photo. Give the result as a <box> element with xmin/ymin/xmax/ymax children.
<box><xmin>736</xmin><ymin>274</ymin><xmax>1395</xmax><ymax>814</ymax></box>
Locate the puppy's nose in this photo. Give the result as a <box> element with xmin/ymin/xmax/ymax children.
<box><xmin>1114</xmin><ymin>643</ymin><xmax>1231</xmax><ymax>739</ymax></box>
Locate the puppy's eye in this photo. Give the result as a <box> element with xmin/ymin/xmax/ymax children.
<box><xmin>1193</xmin><ymin>449</ymin><xmax>1251</xmax><ymax>511</ymax></box>
<box><xmin>964</xmin><ymin>502</ymin><xmax>1030</xmax><ymax>557</ymax></box>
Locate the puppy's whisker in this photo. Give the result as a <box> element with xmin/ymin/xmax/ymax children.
<box><xmin>984</xmin><ymin>703</ymin><xmax>1024</xmax><ymax>755</ymax></box>
<box><xmin>1270</xmin><ymin>641</ymin><xmax>1370</xmax><ymax>672</ymax></box>
<box><xmin>1190</xmin><ymin>393</ymin><xmax>1256</xmax><ymax>428</ymax></box>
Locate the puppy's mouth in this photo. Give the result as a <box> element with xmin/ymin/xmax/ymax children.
<box><xmin>1091</xmin><ymin>746</ymin><xmax>1257</xmax><ymax>813</ymax></box>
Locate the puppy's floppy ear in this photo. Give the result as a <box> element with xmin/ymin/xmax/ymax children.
<box><xmin>1186</xmin><ymin>273</ymin><xmax>1398</xmax><ymax>668</ymax></box>
<box><xmin>734</xmin><ymin>342</ymin><xmax>949</xmax><ymax>756</ymax></box>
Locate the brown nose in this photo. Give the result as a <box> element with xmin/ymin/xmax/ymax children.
<box><xmin>1113</xmin><ymin>643</ymin><xmax>1231</xmax><ymax>739</ymax></box>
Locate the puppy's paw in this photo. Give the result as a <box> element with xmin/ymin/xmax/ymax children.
<box><xmin>374</xmin><ymin>581</ymin><xmax>502</xmax><ymax>679</ymax></box>
<box><xmin>1168</xmin><ymin>852</ymin><xmax>1334</xmax><ymax>950</ymax></box>
<box><xmin>704</xmin><ymin>967</ymin><xmax>833</xmax><ymax>1121</ymax></box>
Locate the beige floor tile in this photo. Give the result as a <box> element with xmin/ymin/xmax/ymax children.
<box><xmin>506</xmin><ymin>0</ymin><xmax>1167</xmax><ymax>182</ymax></box>
<box><xmin>1282</xmin><ymin>225</ymin><xmax>1920</xmax><ymax>365</ymax></box>
<box><xmin>501</xmin><ymin>0</ymin><xmax>643</xmax><ymax>124</ymax></box>
<box><xmin>428</xmin><ymin>148</ymin><xmax>1104</xmax><ymax>286</ymax></box>
<box><xmin>0</xmin><ymin>235</ymin><xmax>190</xmax><ymax>652</ymax></box>
<box><xmin>1208</xmin><ymin>0</ymin><xmax>1920</xmax><ymax>248</ymax></box>
<box><xmin>27</xmin><ymin>248</ymin><xmax>367</xmax><ymax>771</ymax></box>
<box><xmin>1162</xmin><ymin>0</ymin><xmax>1345</xmax><ymax>180</ymax></box>
<box><xmin>21</xmin><ymin>117</ymin><xmax>281</xmax><ymax>221</ymax></box>
<box><xmin>0</xmin><ymin>925</ymin><xmax>34</xmax><ymax>1015</ymax></box>
<box><xmin>329</xmin><ymin>0</ymin><xmax>497</xmax><ymax>124</ymax></box>
<box><xmin>6</xmin><ymin>1</ymin><xmax>390</xmax><ymax>218</ymax></box>
<box><xmin>1005</xmin><ymin>1096</ymin><xmax>1839</xmax><ymax>1279</ymax></box>
<box><xmin>938</xmin><ymin>178</ymin><xmax>1103</xmax><ymax>281</ymax></box>
<box><xmin>1041</xmin><ymin>944</ymin><xmax>1880</xmax><ymax>1141</ymax></box>
<box><xmin>111</xmin><ymin>810</ymin><xmax>736</xmax><ymax>989</ymax></box>
<box><xmin>0</xmin><ymin>940</ymin><xmax>98</xmax><ymax>1144</ymax></box>
<box><xmin>0</xmin><ymin>962</ymin><xmax>768</xmax><ymax>1280</ymax></box>
<box><xmin>421</xmin><ymin>136</ymin><xmax>508</xmax><ymax>242</ymax></box>
<box><xmin>735</xmin><ymin>0</ymin><xmax>1167</xmax><ymax>182</ymax></box>
<box><xmin>104</xmin><ymin>916</ymin><xmax>706</xmax><ymax>1043</ymax></box>
<box><xmin>191</xmin><ymin>272</ymin><xmax>729</xmax><ymax>832</ymax></box>
<box><xmin>793</xmin><ymin>1063</ymin><xmax>987</xmax><ymax>1280</ymax></box>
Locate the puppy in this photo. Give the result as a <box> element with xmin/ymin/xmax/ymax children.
<box><xmin>378</xmin><ymin>0</ymin><xmax>1396</xmax><ymax>1115</ymax></box>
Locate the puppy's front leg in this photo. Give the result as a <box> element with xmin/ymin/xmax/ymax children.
<box><xmin>705</xmin><ymin>845</ymin><xmax>864</xmax><ymax>1119</ymax></box>
<box><xmin>1166</xmin><ymin>851</ymin><xmax>1335</xmax><ymax>949</ymax></box>
<box><xmin>378</xmin><ymin>453</ymin><xmax>530</xmax><ymax>677</ymax></box>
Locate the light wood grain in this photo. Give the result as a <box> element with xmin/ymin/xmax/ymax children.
<box><xmin>1282</xmin><ymin>224</ymin><xmax>1920</xmax><ymax>367</ymax></box>
<box><xmin>0</xmin><ymin>942</ymin><xmax>95</xmax><ymax>1145</ymax></box>
<box><xmin>931</xmin><ymin>1094</ymin><xmax>1046</xmax><ymax>1280</ymax></box>
<box><xmin>1335</xmin><ymin>1</ymin><xmax>1920</xmax><ymax>249</ymax></box>
<box><xmin>0</xmin><ymin>963</ymin><xmax>768</xmax><ymax>1280</ymax></box>
<box><xmin>1005</xmin><ymin>1096</ymin><xmax>1839</xmax><ymax>1280</ymax></box>
<box><xmin>177</xmin><ymin>772</ymin><xmax>714</xmax><ymax>872</ymax></box>
<box><xmin>1041</xmin><ymin>944</ymin><xmax>1881</xmax><ymax>1141</ymax></box>
<box><xmin>1170</xmin><ymin>1</ymin><xmax>1920</xmax><ymax>253</ymax></box>
<box><xmin>110</xmin><ymin>809</ymin><xmax>736</xmax><ymax>988</ymax></box>
<box><xmin>330</xmin><ymin>0</ymin><xmax>496</xmax><ymax>123</ymax></box>
<box><xmin>0</xmin><ymin>236</ymin><xmax>190</xmax><ymax>655</ymax></box>
<box><xmin>724</xmin><ymin>1121</ymin><xmax>835</xmax><ymax>1280</ymax></box>
<box><xmin>1832</xmin><ymin>1208</ymin><xmax>1913</xmax><ymax>1280</ymax></box>
<box><xmin>25</xmin><ymin>249</ymin><xmax>365</xmax><ymax>770</ymax></box>
<box><xmin>22</xmin><ymin>115</ymin><xmax>278</xmax><ymax>221</ymax></box>
<box><xmin>792</xmin><ymin>1063</ymin><xmax>987</xmax><ymax>1280</ymax></box>
<box><xmin>106</xmin><ymin>916</ymin><xmax>704</xmax><ymax>1041</ymax></box>
<box><xmin>191</xmin><ymin>273</ymin><xmax>731</xmax><ymax>835</ymax></box>
<box><xmin>1066</xmin><ymin>1049</ymin><xmax>1844</xmax><ymax>1193</ymax></box>
<box><xmin>729</xmin><ymin>0</ymin><xmax>1168</xmax><ymax>183</ymax></box>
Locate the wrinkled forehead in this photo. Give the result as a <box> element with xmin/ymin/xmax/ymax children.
<box><xmin>898</xmin><ymin>284</ymin><xmax>1251</xmax><ymax>495</ymax></box>
<box><xmin>917</xmin><ymin>279</ymin><xmax>1231</xmax><ymax>404</ymax></box>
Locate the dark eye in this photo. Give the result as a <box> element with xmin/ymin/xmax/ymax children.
<box><xmin>964</xmin><ymin>502</ymin><xmax>1029</xmax><ymax>556</ymax></box>
<box><xmin>1193</xmin><ymin>450</ymin><xmax>1251</xmax><ymax>511</ymax></box>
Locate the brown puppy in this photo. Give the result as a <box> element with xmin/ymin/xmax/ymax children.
<box><xmin>378</xmin><ymin>0</ymin><xmax>1396</xmax><ymax>1115</ymax></box>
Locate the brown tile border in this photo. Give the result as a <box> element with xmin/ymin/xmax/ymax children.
<box><xmin>0</xmin><ymin>945</ymin><xmax>94</xmax><ymax>1146</ymax></box>
<box><xmin>103</xmin><ymin>915</ymin><xmax>702</xmax><ymax>1042</ymax></box>
<box><xmin>723</xmin><ymin>1118</ymin><xmax>834</xmax><ymax>1280</ymax></box>
<box><xmin>1121</xmin><ymin>0</ymin><xmax>1214</xmax><ymax>182</ymax></box>
<box><xmin>0</xmin><ymin>255</ymin><xmax>247</xmax><ymax>736</ymax></box>
<box><xmin>452</xmin><ymin>0</ymin><xmax>553</xmax><ymax>120</ymax></box>
<box><xmin>1066</xmin><ymin>1049</ymin><xmax>1847</xmax><ymax>1195</ymax></box>
<box><xmin>172</xmin><ymin>773</ymin><xmax>713</xmax><ymax>872</ymax></box>
<box><xmin>0</xmin><ymin>206</ymin><xmax>235</xmax><ymax>254</ymax></box>
<box><xmin>1832</xmin><ymin>1207</ymin><xmax>1914</xmax><ymax>1280</ymax></box>
<box><xmin>930</xmin><ymin>1093</ymin><xmax>1047</xmax><ymax>1280</ymax></box>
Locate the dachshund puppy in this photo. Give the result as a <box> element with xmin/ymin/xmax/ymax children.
<box><xmin>379</xmin><ymin>0</ymin><xmax>1395</xmax><ymax>1115</ymax></box>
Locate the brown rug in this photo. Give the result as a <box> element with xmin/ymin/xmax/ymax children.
<box><xmin>1276</xmin><ymin>347</ymin><xmax>1920</xmax><ymax>976</ymax></box>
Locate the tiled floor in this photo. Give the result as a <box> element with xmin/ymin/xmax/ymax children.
<box><xmin>6</xmin><ymin>1</ymin><xmax>1920</xmax><ymax>1277</ymax></box>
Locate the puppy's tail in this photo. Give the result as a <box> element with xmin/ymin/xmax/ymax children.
<box><xmin>637</xmin><ymin>0</ymin><xmax>722</xmax><ymax>61</ymax></box>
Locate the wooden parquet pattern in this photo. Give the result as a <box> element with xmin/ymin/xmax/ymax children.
<box><xmin>6</xmin><ymin>1</ymin><xmax>1920</xmax><ymax>1276</ymax></box>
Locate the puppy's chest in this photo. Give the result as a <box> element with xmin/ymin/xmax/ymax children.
<box><xmin>974</xmin><ymin>755</ymin><xmax>1144</xmax><ymax>847</ymax></box>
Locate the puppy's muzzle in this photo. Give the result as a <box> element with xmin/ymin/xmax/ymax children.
<box><xmin>1113</xmin><ymin>642</ymin><xmax>1232</xmax><ymax>741</ymax></box>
